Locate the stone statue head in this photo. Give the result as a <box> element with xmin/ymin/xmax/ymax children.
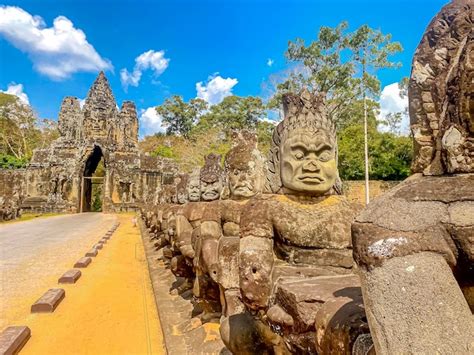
<box><xmin>200</xmin><ymin>153</ymin><xmax>223</xmax><ymax>201</ymax></box>
<box><xmin>176</xmin><ymin>173</ymin><xmax>189</xmax><ymax>204</ymax></box>
<box><xmin>224</xmin><ymin>130</ymin><xmax>265</xmax><ymax>199</ymax></box>
<box><xmin>266</xmin><ymin>89</ymin><xmax>342</xmax><ymax>196</ymax></box>
<box><xmin>187</xmin><ymin>168</ymin><xmax>201</xmax><ymax>202</ymax></box>
<box><xmin>409</xmin><ymin>0</ymin><xmax>473</xmax><ymax>175</ymax></box>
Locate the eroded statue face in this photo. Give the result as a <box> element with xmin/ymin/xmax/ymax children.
<box><xmin>187</xmin><ymin>178</ymin><xmax>201</xmax><ymax>202</ymax></box>
<box><xmin>177</xmin><ymin>192</ymin><xmax>187</xmax><ymax>204</ymax></box>
<box><xmin>280</xmin><ymin>129</ymin><xmax>337</xmax><ymax>195</ymax></box>
<box><xmin>228</xmin><ymin>162</ymin><xmax>260</xmax><ymax>199</ymax></box>
<box><xmin>200</xmin><ymin>179</ymin><xmax>222</xmax><ymax>201</ymax></box>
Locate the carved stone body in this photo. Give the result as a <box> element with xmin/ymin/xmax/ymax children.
<box><xmin>352</xmin><ymin>1</ymin><xmax>474</xmax><ymax>353</ymax></box>
<box><xmin>237</xmin><ymin>91</ymin><xmax>366</xmax><ymax>354</ymax></box>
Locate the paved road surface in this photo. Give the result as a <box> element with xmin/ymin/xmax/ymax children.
<box><xmin>0</xmin><ymin>213</ymin><xmax>116</xmax><ymax>329</ymax></box>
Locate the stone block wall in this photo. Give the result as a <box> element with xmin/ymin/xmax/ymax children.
<box><xmin>343</xmin><ymin>180</ymin><xmax>400</xmax><ymax>206</ymax></box>
<box><xmin>0</xmin><ymin>169</ymin><xmax>26</xmax><ymax>220</ymax></box>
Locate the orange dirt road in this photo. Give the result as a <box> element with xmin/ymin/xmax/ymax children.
<box><xmin>3</xmin><ymin>214</ymin><xmax>165</xmax><ymax>355</ymax></box>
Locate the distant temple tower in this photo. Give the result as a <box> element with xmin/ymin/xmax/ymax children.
<box><xmin>21</xmin><ymin>72</ymin><xmax>176</xmax><ymax>213</ymax></box>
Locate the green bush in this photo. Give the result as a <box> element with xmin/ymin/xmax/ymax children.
<box><xmin>0</xmin><ymin>154</ymin><xmax>28</xmax><ymax>169</ymax></box>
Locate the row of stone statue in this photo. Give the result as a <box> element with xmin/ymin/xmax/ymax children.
<box><xmin>141</xmin><ymin>1</ymin><xmax>473</xmax><ymax>353</ymax></box>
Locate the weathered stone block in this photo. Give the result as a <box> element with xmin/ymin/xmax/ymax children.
<box><xmin>31</xmin><ymin>288</ymin><xmax>65</xmax><ymax>313</ymax></box>
<box><xmin>58</xmin><ymin>269</ymin><xmax>82</xmax><ymax>284</ymax></box>
<box><xmin>314</xmin><ymin>292</ymin><xmax>369</xmax><ymax>354</ymax></box>
<box><xmin>272</xmin><ymin>275</ymin><xmax>360</xmax><ymax>333</ymax></box>
<box><xmin>0</xmin><ymin>326</ymin><xmax>31</xmax><ymax>355</ymax></box>
<box><xmin>74</xmin><ymin>257</ymin><xmax>92</xmax><ymax>268</ymax></box>
<box><xmin>85</xmin><ymin>249</ymin><xmax>98</xmax><ymax>257</ymax></box>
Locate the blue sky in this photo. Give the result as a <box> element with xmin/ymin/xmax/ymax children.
<box><xmin>0</xmin><ymin>0</ymin><xmax>448</xmax><ymax>136</ymax></box>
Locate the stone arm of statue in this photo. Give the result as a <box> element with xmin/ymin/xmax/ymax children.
<box><xmin>239</xmin><ymin>198</ymin><xmax>274</xmax><ymax>311</ymax></box>
<box><xmin>175</xmin><ymin>214</ymin><xmax>195</xmax><ymax>259</ymax></box>
<box><xmin>351</xmin><ymin>176</ymin><xmax>474</xmax><ymax>353</ymax></box>
<box><xmin>200</xmin><ymin>201</ymin><xmax>222</xmax><ymax>277</ymax></box>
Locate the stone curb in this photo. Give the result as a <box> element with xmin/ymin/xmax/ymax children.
<box><xmin>31</xmin><ymin>288</ymin><xmax>65</xmax><ymax>313</ymax></box>
<box><xmin>138</xmin><ymin>219</ymin><xmax>227</xmax><ymax>355</ymax></box>
<box><xmin>0</xmin><ymin>326</ymin><xmax>31</xmax><ymax>355</ymax></box>
<box><xmin>58</xmin><ymin>269</ymin><xmax>82</xmax><ymax>284</ymax></box>
<box><xmin>74</xmin><ymin>256</ymin><xmax>92</xmax><ymax>268</ymax></box>
<box><xmin>139</xmin><ymin>219</ymin><xmax>177</xmax><ymax>355</ymax></box>
<box><xmin>85</xmin><ymin>249</ymin><xmax>98</xmax><ymax>257</ymax></box>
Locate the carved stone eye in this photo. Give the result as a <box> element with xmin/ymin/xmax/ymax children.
<box><xmin>319</xmin><ymin>151</ymin><xmax>331</xmax><ymax>162</ymax></box>
<box><xmin>295</xmin><ymin>151</ymin><xmax>304</xmax><ymax>160</ymax></box>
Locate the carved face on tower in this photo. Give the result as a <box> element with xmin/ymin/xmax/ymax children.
<box><xmin>200</xmin><ymin>153</ymin><xmax>223</xmax><ymax>201</ymax></box>
<box><xmin>267</xmin><ymin>90</ymin><xmax>341</xmax><ymax>196</ymax></box>
<box><xmin>225</xmin><ymin>130</ymin><xmax>265</xmax><ymax>199</ymax></box>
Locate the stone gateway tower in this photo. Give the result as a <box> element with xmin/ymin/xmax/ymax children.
<box><xmin>22</xmin><ymin>72</ymin><xmax>177</xmax><ymax>213</ymax></box>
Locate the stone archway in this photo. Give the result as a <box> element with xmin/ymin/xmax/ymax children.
<box><xmin>80</xmin><ymin>146</ymin><xmax>105</xmax><ymax>212</ymax></box>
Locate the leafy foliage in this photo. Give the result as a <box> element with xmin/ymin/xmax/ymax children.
<box><xmin>0</xmin><ymin>153</ymin><xmax>28</xmax><ymax>169</ymax></box>
<box><xmin>0</xmin><ymin>93</ymin><xmax>59</xmax><ymax>169</ymax></box>
<box><xmin>156</xmin><ymin>96</ymin><xmax>208</xmax><ymax>138</ymax></box>
<box><xmin>269</xmin><ymin>22</ymin><xmax>402</xmax><ymax>131</ymax></box>
<box><xmin>197</xmin><ymin>96</ymin><xmax>265</xmax><ymax>132</ymax></box>
<box><xmin>338</xmin><ymin>123</ymin><xmax>412</xmax><ymax>180</ymax></box>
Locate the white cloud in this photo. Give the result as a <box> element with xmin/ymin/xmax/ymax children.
<box><xmin>378</xmin><ymin>82</ymin><xmax>409</xmax><ymax>135</ymax></box>
<box><xmin>120</xmin><ymin>50</ymin><xmax>169</xmax><ymax>90</ymax></box>
<box><xmin>0</xmin><ymin>6</ymin><xmax>112</xmax><ymax>80</ymax></box>
<box><xmin>79</xmin><ymin>98</ymin><xmax>85</xmax><ymax>109</ymax></box>
<box><xmin>196</xmin><ymin>74</ymin><xmax>238</xmax><ymax>105</ymax></box>
<box><xmin>138</xmin><ymin>107</ymin><xmax>165</xmax><ymax>137</ymax></box>
<box><xmin>1</xmin><ymin>83</ymin><xmax>29</xmax><ymax>105</ymax></box>
<box><xmin>267</xmin><ymin>58</ymin><xmax>274</xmax><ymax>67</ymax></box>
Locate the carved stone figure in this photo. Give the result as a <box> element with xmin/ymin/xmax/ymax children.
<box><xmin>175</xmin><ymin>168</ymin><xmax>202</xmax><ymax>258</ymax></box>
<box><xmin>197</xmin><ymin>131</ymin><xmax>266</xmax><ymax>346</ymax></box>
<box><xmin>352</xmin><ymin>1</ymin><xmax>474</xmax><ymax>353</ymax></box>
<box><xmin>200</xmin><ymin>153</ymin><xmax>224</xmax><ymax>201</ymax></box>
<box><xmin>190</xmin><ymin>154</ymin><xmax>225</xmax><ymax>316</ymax></box>
<box><xmin>171</xmin><ymin>158</ymin><xmax>224</xmax><ymax>302</ymax></box>
<box><xmin>237</xmin><ymin>90</ymin><xmax>364</xmax><ymax>353</ymax></box>
<box><xmin>176</xmin><ymin>173</ymin><xmax>190</xmax><ymax>204</ymax></box>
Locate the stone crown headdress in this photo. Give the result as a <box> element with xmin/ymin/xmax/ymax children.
<box><xmin>200</xmin><ymin>153</ymin><xmax>223</xmax><ymax>183</ymax></box>
<box><xmin>266</xmin><ymin>89</ymin><xmax>342</xmax><ymax>194</ymax></box>
<box><xmin>276</xmin><ymin>89</ymin><xmax>336</xmax><ymax>145</ymax></box>
<box><xmin>225</xmin><ymin>130</ymin><xmax>259</xmax><ymax>171</ymax></box>
<box><xmin>189</xmin><ymin>168</ymin><xmax>200</xmax><ymax>183</ymax></box>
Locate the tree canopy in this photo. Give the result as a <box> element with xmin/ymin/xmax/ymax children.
<box><xmin>0</xmin><ymin>93</ymin><xmax>58</xmax><ymax>169</ymax></box>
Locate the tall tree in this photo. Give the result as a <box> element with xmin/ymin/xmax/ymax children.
<box><xmin>156</xmin><ymin>95</ymin><xmax>208</xmax><ymax>138</ymax></box>
<box><xmin>0</xmin><ymin>93</ymin><xmax>59</xmax><ymax>168</ymax></box>
<box><xmin>269</xmin><ymin>22</ymin><xmax>358</xmax><ymax>128</ymax></box>
<box><xmin>347</xmin><ymin>25</ymin><xmax>402</xmax><ymax>204</ymax></box>
<box><xmin>197</xmin><ymin>95</ymin><xmax>265</xmax><ymax>132</ymax></box>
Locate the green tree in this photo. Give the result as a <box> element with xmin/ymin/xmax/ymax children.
<box><xmin>0</xmin><ymin>93</ymin><xmax>58</xmax><ymax>168</ymax></box>
<box><xmin>197</xmin><ymin>95</ymin><xmax>265</xmax><ymax>132</ymax></box>
<box><xmin>156</xmin><ymin>96</ymin><xmax>208</xmax><ymax>138</ymax></box>
<box><xmin>338</xmin><ymin>124</ymin><xmax>412</xmax><ymax>181</ymax></box>
<box><xmin>347</xmin><ymin>25</ymin><xmax>402</xmax><ymax>203</ymax></box>
<box><xmin>380</xmin><ymin>112</ymin><xmax>403</xmax><ymax>135</ymax></box>
<box><xmin>270</xmin><ymin>22</ymin><xmax>357</xmax><ymax>128</ymax></box>
<box><xmin>256</xmin><ymin>120</ymin><xmax>275</xmax><ymax>156</ymax></box>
